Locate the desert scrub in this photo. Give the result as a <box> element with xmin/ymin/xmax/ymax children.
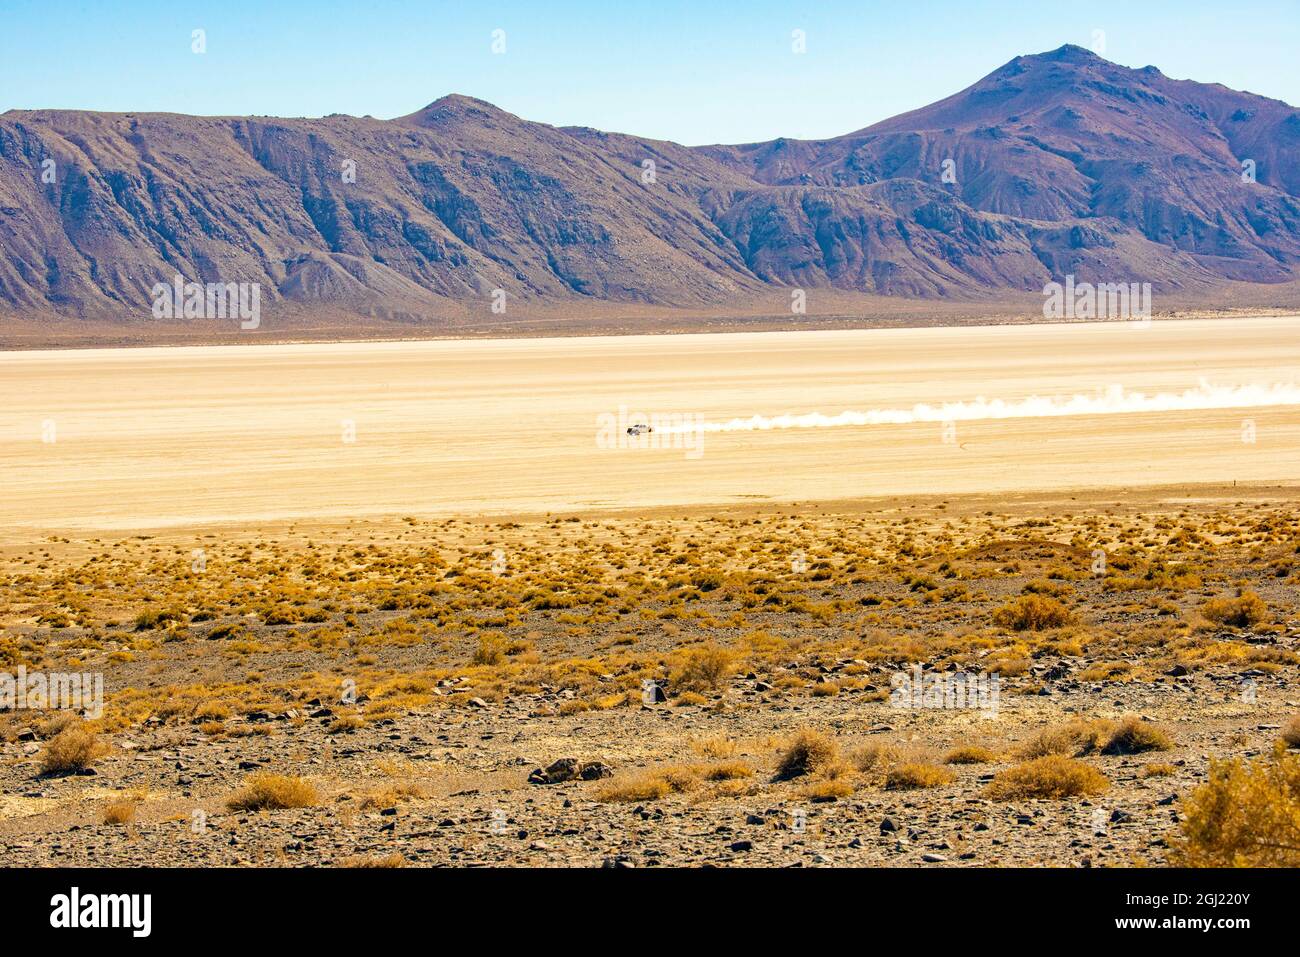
<box><xmin>1200</xmin><ymin>590</ymin><xmax>1269</xmax><ymax>628</ymax></box>
<box><xmin>40</xmin><ymin>724</ymin><xmax>107</xmax><ymax>774</ymax></box>
<box><xmin>1018</xmin><ymin>716</ymin><xmax>1169</xmax><ymax>759</ymax></box>
<box><xmin>1023</xmin><ymin>578</ymin><xmax>1072</xmax><ymax>598</ymax></box>
<box><xmin>1141</xmin><ymin>763</ymin><xmax>1177</xmax><ymax>778</ymax></box>
<box><xmin>885</xmin><ymin>762</ymin><xmax>955</xmax><ymax>790</ymax></box>
<box><xmin>774</xmin><ymin>729</ymin><xmax>839</xmax><ymax>780</ymax></box>
<box><xmin>227</xmin><ymin>773</ymin><xmax>318</xmax><ymax>810</ymax></box>
<box><xmin>690</xmin><ymin>734</ymin><xmax>738</xmax><ymax>759</ymax></box>
<box><xmin>192</xmin><ymin>701</ymin><xmax>231</xmax><ymax>722</ymax></box>
<box><xmin>102</xmin><ymin>800</ymin><xmax>137</xmax><ymax>825</ymax></box>
<box><xmin>595</xmin><ymin>773</ymin><xmax>669</xmax><ymax>802</ymax></box>
<box><xmin>944</xmin><ymin>746</ymin><xmax>998</xmax><ymax>765</ymax></box>
<box><xmin>205</xmin><ymin>622</ymin><xmax>247</xmax><ymax>641</ymax></box>
<box><xmin>596</xmin><ymin>765</ymin><xmax>697</xmax><ymax>802</ymax></box>
<box><xmin>357</xmin><ymin>782</ymin><xmax>425</xmax><ymax>809</ymax></box>
<box><xmin>132</xmin><ymin>607</ymin><xmax>186</xmax><ymax>631</ymax></box>
<box><xmin>328</xmin><ymin>713</ymin><xmax>367</xmax><ymax>734</ymax></box>
<box><xmin>851</xmin><ymin>741</ymin><xmax>908</xmax><ymax>774</ymax></box>
<box><xmin>1076</xmin><ymin>661</ymin><xmax>1132</xmax><ymax>683</ymax></box>
<box><xmin>1017</xmin><ymin>719</ymin><xmax>1111</xmax><ymax>758</ymax></box>
<box><xmin>339</xmin><ymin>853</ymin><xmax>407</xmax><ymax>868</ymax></box>
<box><xmin>801</xmin><ymin>772</ymin><xmax>856</xmax><ymax>801</ymax></box>
<box><xmin>1172</xmin><ymin>745</ymin><xmax>1300</xmax><ymax>866</ymax></box>
<box><xmin>699</xmin><ymin>760</ymin><xmax>753</xmax><ymax>781</ymax></box>
<box><xmin>992</xmin><ymin>595</ymin><xmax>1072</xmax><ymax>631</ymax></box>
<box><xmin>669</xmin><ymin>644</ymin><xmax>736</xmax><ymax>693</ymax></box>
<box><xmin>985</xmin><ymin>756</ymin><xmax>1108</xmax><ymax>800</ymax></box>
<box><xmin>1100</xmin><ymin>715</ymin><xmax>1173</xmax><ymax>755</ymax></box>
<box><xmin>471</xmin><ymin>632</ymin><xmax>524</xmax><ymax>666</ymax></box>
<box><xmin>1283</xmin><ymin>716</ymin><xmax>1300</xmax><ymax>749</ymax></box>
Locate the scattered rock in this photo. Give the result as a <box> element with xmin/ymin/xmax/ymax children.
<box><xmin>578</xmin><ymin>761</ymin><xmax>613</xmax><ymax>781</ymax></box>
<box><xmin>529</xmin><ymin>758</ymin><xmax>580</xmax><ymax>784</ymax></box>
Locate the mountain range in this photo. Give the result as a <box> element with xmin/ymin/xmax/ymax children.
<box><xmin>2</xmin><ymin>44</ymin><xmax>1298</xmax><ymax>328</ymax></box>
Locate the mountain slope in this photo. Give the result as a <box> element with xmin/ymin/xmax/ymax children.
<box><xmin>0</xmin><ymin>96</ymin><xmax>763</xmax><ymax>319</ymax></box>
<box><xmin>1</xmin><ymin>45</ymin><xmax>1298</xmax><ymax>324</ymax></box>
<box><xmin>699</xmin><ymin>45</ymin><xmax>1300</xmax><ymax>285</ymax></box>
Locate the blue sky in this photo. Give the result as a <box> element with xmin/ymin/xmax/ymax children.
<box><xmin>1</xmin><ymin>0</ymin><xmax>1297</xmax><ymax>144</ymax></box>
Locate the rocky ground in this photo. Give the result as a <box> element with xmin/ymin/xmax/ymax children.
<box><xmin>1</xmin><ymin>486</ymin><xmax>1297</xmax><ymax>867</ymax></box>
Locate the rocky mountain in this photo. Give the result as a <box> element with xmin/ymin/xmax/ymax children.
<box><xmin>1</xmin><ymin>44</ymin><xmax>1297</xmax><ymax>324</ymax></box>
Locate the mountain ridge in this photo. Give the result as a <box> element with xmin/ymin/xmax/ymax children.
<box><xmin>2</xmin><ymin>45</ymin><xmax>1297</xmax><ymax>326</ymax></box>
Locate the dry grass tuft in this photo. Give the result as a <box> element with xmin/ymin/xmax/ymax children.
<box><xmin>1281</xmin><ymin>716</ymin><xmax>1300</xmax><ymax>749</ymax></box>
<box><xmin>1200</xmin><ymin>590</ymin><xmax>1269</xmax><ymax>628</ymax></box>
<box><xmin>851</xmin><ymin>741</ymin><xmax>908</xmax><ymax>773</ymax></box>
<box><xmin>985</xmin><ymin>756</ymin><xmax>1109</xmax><ymax>800</ymax></box>
<box><xmin>40</xmin><ymin>724</ymin><xmax>107</xmax><ymax>775</ymax></box>
<box><xmin>1101</xmin><ymin>716</ymin><xmax>1173</xmax><ymax>755</ymax></box>
<box><xmin>357</xmin><ymin>782</ymin><xmax>425</xmax><ymax>809</ymax></box>
<box><xmin>774</xmin><ymin>729</ymin><xmax>839</xmax><ymax>780</ymax></box>
<box><xmin>596</xmin><ymin>765</ymin><xmax>697</xmax><ymax>802</ymax></box>
<box><xmin>992</xmin><ymin>594</ymin><xmax>1072</xmax><ymax>631</ymax></box>
<box><xmin>943</xmin><ymin>746</ymin><xmax>999</xmax><ymax>765</ymax></box>
<box><xmin>801</xmin><ymin>776</ymin><xmax>855</xmax><ymax>801</ymax></box>
<box><xmin>670</xmin><ymin>645</ymin><xmax>736</xmax><ymax>693</ymax></box>
<box><xmin>327</xmin><ymin>713</ymin><xmax>367</xmax><ymax>734</ymax></box>
<box><xmin>227</xmin><ymin>772</ymin><xmax>319</xmax><ymax>810</ymax></box>
<box><xmin>885</xmin><ymin>762</ymin><xmax>956</xmax><ymax>790</ymax></box>
<box><xmin>339</xmin><ymin>852</ymin><xmax>407</xmax><ymax>868</ymax></box>
<box><xmin>798</xmin><ymin>756</ymin><xmax>857</xmax><ymax>800</ymax></box>
<box><xmin>690</xmin><ymin>734</ymin><xmax>738</xmax><ymax>759</ymax></box>
<box><xmin>1027</xmin><ymin>719</ymin><xmax>1109</xmax><ymax>757</ymax></box>
<box><xmin>700</xmin><ymin>760</ymin><xmax>753</xmax><ymax>781</ymax></box>
<box><xmin>1017</xmin><ymin>716</ymin><xmax>1170</xmax><ymax>759</ymax></box>
<box><xmin>102</xmin><ymin>801</ymin><xmax>137</xmax><ymax>825</ymax></box>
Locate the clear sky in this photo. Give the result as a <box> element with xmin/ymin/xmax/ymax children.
<box><xmin>1</xmin><ymin>0</ymin><xmax>1297</xmax><ymax>145</ymax></box>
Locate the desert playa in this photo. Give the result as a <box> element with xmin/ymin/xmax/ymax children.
<box><xmin>3</xmin><ymin>316</ymin><xmax>1299</xmax><ymax>533</ymax></box>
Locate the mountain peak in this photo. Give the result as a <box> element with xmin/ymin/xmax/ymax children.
<box><xmin>398</xmin><ymin>94</ymin><xmax>516</xmax><ymax>126</ymax></box>
<box><xmin>1035</xmin><ymin>43</ymin><xmax>1105</xmax><ymax>63</ymax></box>
<box><xmin>424</xmin><ymin>93</ymin><xmax>501</xmax><ymax>112</ymax></box>
<box><xmin>994</xmin><ymin>44</ymin><xmax>1110</xmax><ymax>78</ymax></box>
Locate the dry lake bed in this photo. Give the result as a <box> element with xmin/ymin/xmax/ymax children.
<box><xmin>2</xmin><ymin>316</ymin><xmax>1299</xmax><ymax>532</ymax></box>
<box><xmin>1</xmin><ymin>317</ymin><xmax>1299</xmax><ymax>868</ymax></box>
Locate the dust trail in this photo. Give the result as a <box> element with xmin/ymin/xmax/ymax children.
<box><xmin>659</xmin><ymin>382</ymin><xmax>1300</xmax><ymax>433</ymax></box>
